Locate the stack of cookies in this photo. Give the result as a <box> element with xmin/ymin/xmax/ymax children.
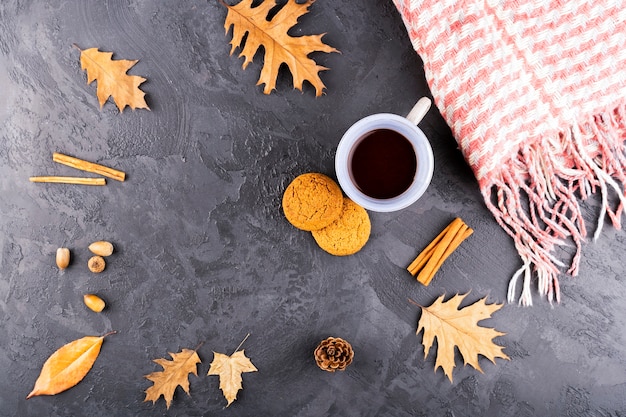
<box><xmin>282</xmin><ymin>173</ymin><xmax>371</xmax><ymax>256</ymax></box>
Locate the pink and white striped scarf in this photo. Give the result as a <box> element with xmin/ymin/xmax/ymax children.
<box><xmin>393</xmin><ymin>0</ymin><xmax>626</xmax><ymax>305</ymax></box>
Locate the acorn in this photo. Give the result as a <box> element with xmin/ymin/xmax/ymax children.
<box><xmin>56</xmin><ymin>248</ymin><xmax>70</xmax><ymax>270</ymax></box>
<box><xmin>83</xmin><ymin>294</ymin><xmax>106</xmax><ymax>312</ymax></box>
<box><xmin>88</xmin><ymin>241</ymin><xmax>114</xmax><ymax>257</ymax></box>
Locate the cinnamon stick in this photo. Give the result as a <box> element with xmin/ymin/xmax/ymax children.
<box><xmin>29</xmin><ymin>176</ymin><xmax>106</xmax><ymax>186</ymax></box>
<box><xmin>407</xmin><ymin>218</ymin><xmax>460</xmax><ymax>275</ymax></box>
<box><xmin>421</xmin><ymin>226</ymin><xmax>473</xmax><ymax>286</ymax></box>
<box><xmin>407</xmin><ymin>217</ymin><xmax>473</xmax><ymax>286</ymax></box>
<box><xmin>53</xmin><ymin>152</ymin><xmax>125</xmax><ymax>182</ymax></box>
<box><xmin>417</xmin><ymin>220</ymin><xmax>466</xmax><ymax>284</ymax></box>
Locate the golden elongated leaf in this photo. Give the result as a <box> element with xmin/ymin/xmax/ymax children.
<box><xmin>417</xmin><ymin>293</ymin><xmax>509</xmax><ymax>382</ymax></box>
<box><xmin>77</xmin><ymin>46</ymin><xmax>149</xmax><ymax>112</ymax></box>
<box><xmin>223</xmin><ymin>0</ymin><xmax>338</xmax><ymax>96</ymax></box>
<box><xmin>208</xmin><ymin>350</ymin><xmax>257</xmax><ymax>407</ymax></box>
<box><xmin>144</xmin><ymin>348</ymin><xmax>201</xmax><ymax>409</ymax></box>
<box><xmin>27</xmin><ymin>331</ymin><xmax>115</xmax><ymax>399</ymax></box>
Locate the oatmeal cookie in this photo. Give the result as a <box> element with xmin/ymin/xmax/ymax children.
<box><xmin>282</xmin><ymin>173</ymin><xmax>344</xmax><ymax>231</ymax></box>
<box><xmin>312</xmin><ymin>197</ymin><xmax>370</xmax><ymax>256</ymax></box>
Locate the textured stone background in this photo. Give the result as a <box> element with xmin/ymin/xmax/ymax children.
<box><xmin>1</xmin><ymin>1</ymin><xmax>626</xmax><ymax>416</ymax></box>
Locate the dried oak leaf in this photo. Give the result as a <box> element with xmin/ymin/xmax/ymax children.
<box><xmin>76</xmin><ymin>45</ymin><xmax>149</xmax><ymax>112</ymax></box>
<box><xmin>144</xmin><ymin>348</ymin><xmax>201</xmax><ymax>409</ymax></box>
<box><xmin>416</xmin><ymin>293</ymin><xmax>509</xmax><ymax>382</ymax></box>
<box><xmin>27</xmin><ymin>331</ymin><xmax>115</xmax><ymax>399</ymax></box>
<box><xmin>208</xmin><ymin>350</ymin><xmax>257</xmax><ymax>407</ymax></box>
<box><xmin>222</xmin><ymin>0</ymin><xmax>338</xmax><ymax>96</ymax></box>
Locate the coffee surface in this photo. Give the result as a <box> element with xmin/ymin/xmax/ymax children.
<box><xmin>350</xmin><ymin>129</ymin><xmax>417</xmax><ymax>199</ymax></box>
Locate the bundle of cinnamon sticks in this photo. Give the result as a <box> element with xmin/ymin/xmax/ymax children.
<box><xmin>407</xmin><ymin>217</ymin><xmax>473</xmax><ymax>286</ymax></box>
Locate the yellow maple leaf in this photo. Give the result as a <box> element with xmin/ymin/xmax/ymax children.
<box><xmin>144</xmin><ymin>348</ymin><xmax>201</xmax><ymax>409</ymax></box>
<box><xmin>208</xmin><ymin>350</ymin><xmax>257</xmax><ymax>407</ymax></box>
<box><xmin>416</xmin><ymin>293</ymin><xmax>509</xmax><ymax>382</ymax></box>
<box><xmin>76</xmin><ymin>46</ymin><xmax>149</xmax><ymax>112</ymax></box>
<box><xmin>27</xmin><ymin>331</ymin><xmax>115</xmax><ymax>399</ymax></box>
<box><xmin>223</xmin><ymin>0</ymin><xmax>339</xmax><ymax>96</ymax></box>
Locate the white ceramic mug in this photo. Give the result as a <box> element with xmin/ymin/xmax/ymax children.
<box><xmin>335</xmin><ymin>98</ymin><xmax>434</xmax><ymax>212</ymax></box>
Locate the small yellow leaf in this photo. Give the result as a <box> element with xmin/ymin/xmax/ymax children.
<box><xmin>77</xmin><ymin>46</ymin><xmax>149</xmax><ymax>112</ymax></box>
<box><xmin>144</xmin><ymin>348</ymin><xmax>201</xmax><ymax>410</ymax></box>
<box><xmin>223</xmin><ymin>0</ymin><xmax>338</xmax><ymax>96</ymax></box>
<box><xmin>417</xmin><ymin>293</ymin><xmax>509</xmax><ymax>382</ymax></box>
<box><xmin>27</xmin><ymin>332</ymin><xmax>115</xmax><ymax>399</ymax></box>
<box><xmin>208</xmin><ymin>350</ymin><xmax>257</xmax><ymax>407</ymax></box>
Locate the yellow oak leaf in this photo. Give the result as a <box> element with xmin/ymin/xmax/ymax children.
<box><xmin>223</xmin><ymin>0</ymin><xmax>339</xmax><ymax>96</ymax></box>
<box><xmin>416</xmin><ymin>293</ymin><xmax>509</xmax><ymax>382</ymax></box>
<box><xmin>27</xmin><ymin>331</ymin><xmax>115</xmax><ymax>399</ymax></box>
<box><xmin>77</xmin><ymin>46</ymin><xmax>149</xmax><ymax>112</ymax></box>
<box><xmin>208</xmin><ymin>350</ymin><xmax>257</xmax><ymax>407</ymax></box>
<box><xmin>144</xmin><ymin>348</ymin><xmax>201</xmax><ymax>409</ymax></box>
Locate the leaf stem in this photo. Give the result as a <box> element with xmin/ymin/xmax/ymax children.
<box><xmin>102</xmin><ymin>330</ymin><xmax>117</xmax><ymax>338</ymax></box>
<box><xmin>232</xmin><ymin>333</ymin><xmax>250</xmax><ymax>355</ymax></box>
<box><xmin>408</xmin><ymin>298</ymin><xmax>423</xmax><ymax>308</ymax></box>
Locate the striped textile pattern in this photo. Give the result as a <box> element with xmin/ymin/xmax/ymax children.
<box><xmin>393</xmin><ymin>0</ymin><xmax>626</xmax><ymax>305</ymax></box>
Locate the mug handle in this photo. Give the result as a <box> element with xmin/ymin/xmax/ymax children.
<box><xmin>405</xmin><ymin>97</ymin><xmax>431</xmax><ymax>125</ymax></box>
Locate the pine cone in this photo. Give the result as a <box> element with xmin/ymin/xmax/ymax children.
<box><xmin>314</xmin><ymin>337</ymin><xmax>354</xmax><ymax>372</ymax></box>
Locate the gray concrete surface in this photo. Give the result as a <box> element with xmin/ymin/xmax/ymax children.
<box><xmin>1</xmin><ymin>1</ymin><xmax>626</xmax><ymax>416</ymax></box>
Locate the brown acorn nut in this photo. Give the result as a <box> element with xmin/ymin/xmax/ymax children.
<box><xmin>83</xmin><ymin>294</ymin><xmax>106</xmax><ymax>312</ymax></box>
<box><xmin>314</xmin><ymin>337</ymin><xmax>354</xmax><ymax>372</ymax></box>
<box><xmin>88</xmin><ymin>255</ymin><xmax>106</xmax><ymax>273</ymax></box>
<box><xmin>88</xmin><ymin>241</ymin><xmax>114</xmax><ymax>257</ymax></box>
<box><xmin>56</xmin><ymin>248</ymin><xmax>71</xmax><ymax>270</ymax></box>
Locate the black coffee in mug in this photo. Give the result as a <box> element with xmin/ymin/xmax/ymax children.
<box><xmin>350</xmin><ymin>128</ymin><xmax>417</xmax><ymax>199</ymax></box>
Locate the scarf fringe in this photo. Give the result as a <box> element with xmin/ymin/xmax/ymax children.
<box><xmin>483</xmin><ymin>103</ymin><xmax>626</xmax><ymax>306</ymax></box>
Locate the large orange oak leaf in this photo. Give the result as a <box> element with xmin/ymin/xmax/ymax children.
<box><xmin>223</xmin><ymin>0</ymin><xmax>338</xmax><ymax>96</ymax></box>
<box><xmin>416</xmin><ymin>293</ymin><xmax>509</xmax><ymax>382</ymax></box>
<box><xmin>144</xmin><ymin>348</ymin><xmax>201</xmax><ymax>409</ymax></box>
<box><xmin>208</xmin><ymin>350</ymin><xmax>257</xmax><ymax>407</ymax></box>
<box><xmin>27</xmin><ymin>331</ymin><xmax>115</xmax><ymax>399</ymax></box>
<box><xmin>77</xmin><ymin>46</ymin><xmax>149</xmax><ymax>112</ymax></box>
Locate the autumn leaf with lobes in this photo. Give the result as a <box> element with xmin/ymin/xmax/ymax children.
<box><xmin>416</xmin><ymin>293</ymin><xmax>509</xmax><ymax>382</ymax></box>
<box><xmin>76</xmin><ymin>45</ymin><xmax>149</xmax><ymax>112</ymax></box>
<box><xmin>223</xmin><ymin>0</ymin><xmax>338</xmax><ymax>96</ymax></box>
<box><xmin>144</xmin><ymin>348</ymin><xmax>201</xmax><ymax>409</ymax></box>
<box><xmin>208</xmin><ymin>349</ymin><xmax>257</xmax><ymax>407</ymax></box>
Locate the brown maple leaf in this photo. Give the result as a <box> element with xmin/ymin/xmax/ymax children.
<box><xmin>208</xmin><ymin>349</ymin><xmax>257</xmax><ymax>407</ymax></box>
<box><xmin>144</xmin><ymin>348</ymin><xmax>201</xmax><ymax>409</ymax></box>
<box><xmin>222</xmin><ymin>0</ymin><xmax>339</xmax><ymax>96</ymax></box>
<box><xmin>416</xmin><ymin>293</ymin><xmax>509</xmax><ymax>382</ymax></box>
<box><xmin>27</xmin><ymin>331</ymin><xmax>115</xmax><ymax>399</ymax></box>
<box><xmin>76</xmin><ymin>45</ymin><xmax>149</xmax><ymax>112</ymax></box>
